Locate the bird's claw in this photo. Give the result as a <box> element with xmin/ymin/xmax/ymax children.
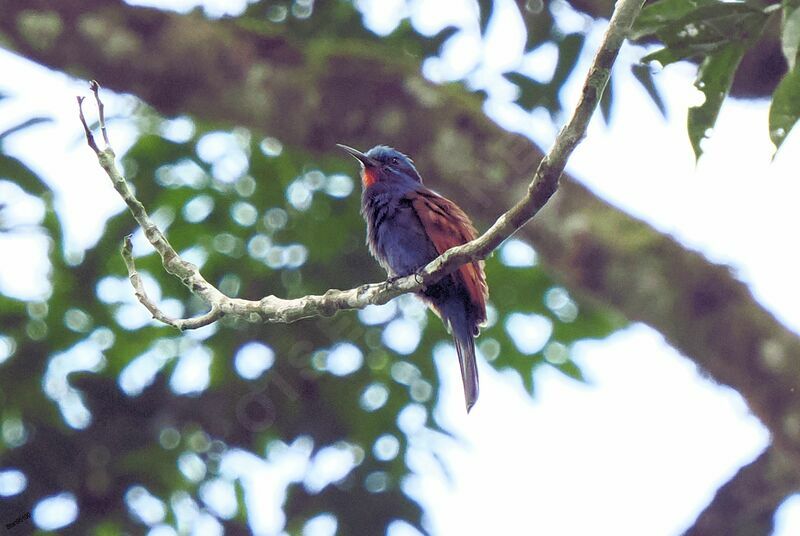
<box><xmin>386</xmin><ymin>275</ymin><xmax>404</xmax><ymax>288</ymax></box>
<box><xmin>386</xmin><ymin>270</ymin><xmax>426</xmax><ymax>288</ymax></box>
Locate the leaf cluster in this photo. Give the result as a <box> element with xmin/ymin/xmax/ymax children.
<box><xmin>631</xmin><ymin>0</ymin><xmax>800</xmax><ymax>158</ymax></box>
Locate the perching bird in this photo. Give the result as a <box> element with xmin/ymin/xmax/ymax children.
<box><xmin>338</xmin><ymin>144</ymin><xmax>488</xmax><ymax>411</ymax></box>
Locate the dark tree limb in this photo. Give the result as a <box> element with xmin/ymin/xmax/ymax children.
<box><xmin>683</xmin><ymin>447</ymin><xmax>800</xmax><ymax>536</ymax></box>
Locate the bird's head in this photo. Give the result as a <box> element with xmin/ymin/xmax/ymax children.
<box><xmin>337</xmin><ymin>144</ymin><xmax>422</xmax><ymax>188</ymax></box>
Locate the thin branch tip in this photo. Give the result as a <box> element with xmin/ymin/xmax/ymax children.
<box><xmin>88</xmin><ymin>79</ymin><xmax>110</xmax><ymax>146</ymax></box>
<box><xmin>76</xmin><ymin>97</ymin><xmax>99</xmax><ymax>153</ymax></box>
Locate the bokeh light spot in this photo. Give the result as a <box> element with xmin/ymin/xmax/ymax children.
<box><xmin>358</xmin><ymin>301</ymin><xmax>398</xmax><ymax>325</ymax></box>
<box><xmin>364</xmin><ymin>471</ymin><xmax>389</xmax><ymax>493</ymax></box>
<box><xmin>234</xmin><ymin>342</ymin><xmax>275</xmax><ymax>380</ymax></box>
<box><xmin>505</xmin><ymin>312</ymin><xmax>553</xmax><ymax>354</ymax></box>
<box><xmin>183</xmin><ymin>195</ymin><xmax>214</xmax><ymax>223</ymax></box>
<box><xmin>264</xmin><ymin>208</ymin><xmax>288</xmax><ymax>231</ymax></box>
<box><xmin>325</xmin><ymin>174</ymin><xmax>354</xmax><ymax>198</ymax></box>
<box><xmin>287</xmin><ymin>180</ymin><xmax>313</xmax><ymax>211</ymax></box>
<box><xmin>0</xmin><ymin>335</ymin><xmax>17</xmax><ymax>364</ymax></box>
<box><xmin>543</xmin><ymin>341</ymin><xmax>569</xmax><ymax>365</ymax></box>
<box><xmin>33</xmin><ymin>493</ymin><xmax>78</xmax><ymax>531</ymax></box>
<box><xmin>391</xmin><ymin>361</ymin><xmax>420</xmax><ymax>386</ymax></box>
<box><xmin>231</xmin><ymin>201</ymin><xmax>258</xmax><ymax>226</ymax></box>
<box><xmin>178</xmin><ymin>452</ymin><xmax>206</xmax><ymax>483</ymax></box>
<box><xmin>326</xmin><ymin>343</ymin><xmax>363</xmax><ymax>376</ymax></box>
<box><xmin>259</xmin><ymin>137</ymin><xmax>283</xmax><ymax>157</ymax></box>
<box><xmin>159</xmin><ymin>427</ymin><xmax>181</xmax><ymax>450</ymax></box>
<box><xmin>199</xmin><ymin>478</ymin><xmax>237</xmax><ymax>519</ymax></box>
<box><xmin>64</xmin><ymin>308</ymin><xmax>92</xmax><ymax>333</ymax></box>
<box><xmin>125</xmin><ymin>485</ymin><xmax>166</xmax><ymax>525</ymax></box>
<box><xmin>545</xmin><ymin>287</ymin><xmax>579</xmax><ymax>322</ymax></box>
<box><xmin>382</xmin><ymin>318</ymin><xmax>421</xmax><ymax>355</ymax></box>
<box><xmin>479</xmin><ymin>338</ymin><xmax>501</xmax><ymax>361</ymax></box>
<box><xmin>373</xmin><ymin>434</ymin><xmax>400</xmax><ymax>461</ymax></box>
<box><xmin>170</xmin><ymin>346</ymin><xmax>212</xmax><ymax>395</ymax></box>
<box><xmin>360</xmin><ymin>383</ymin><xmax>389</xmax><ymax>411</ymax></box>
<box><xmin>304</xmin><ymin>443</ymin><xmax>358</xmax><ymax>493</ymax></box>
<box><xmin>284</xmin><ymin>244</ymin><xmax>309</xmax><ymax>268</ymax></box>
<box><xmin>247</xmin><ymin>234</ymin><xmax>272</xmax><ymax>259</ymax></box>
<box><xmin>500</xmin><ymin>238</ymin><xmax>537</xmax><ymax>267</ymax></box>
<box><xmin>303</xmin><ymin>513</ymin><xmax>337</xmax><ymax>536</ymax></box>
<box><xmin>0</xmin><ymin>469</ymin><xmax>27</xmax><ymax>496</ymax></box>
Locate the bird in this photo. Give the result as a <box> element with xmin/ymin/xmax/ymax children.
<box><xmin>338</xmin><ymin>144</ymin><xmax>488</xmax><ymax>412</ymax></box>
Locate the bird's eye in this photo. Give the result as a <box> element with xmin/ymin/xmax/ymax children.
<box><xmin>390</xmin><ymin>157</ymin><xmax>400</xmax><ymax>165</ymax></box>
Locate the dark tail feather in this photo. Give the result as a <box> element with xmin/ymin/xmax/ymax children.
<box><xmin>451</xmin><ymin>315</ymin><xmax>479</xmax><ymax>412</ymax></box>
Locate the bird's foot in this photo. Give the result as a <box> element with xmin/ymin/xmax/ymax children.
<box><xmin>386</xmin><ymin>269</ymin><xmax>426</xmax><ymax>289</ymax></box>
<box><xmin>385</xmin><ymin>274</ymin><xmax>405</xmax><ymax>288</ymax></box>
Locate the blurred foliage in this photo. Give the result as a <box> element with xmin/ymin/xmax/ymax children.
<box><xmin>630</xmin><ymin>0</ymin><xmax>800</xmax><ymax>158</ymax></box>
<box><xmin>0</xmin><ymin>0</ymin><xmax>627</xmax><ymax>534</ymax></box>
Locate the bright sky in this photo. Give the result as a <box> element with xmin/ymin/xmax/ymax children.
<box><xmin>1</xmin><ymin>0</ymin><xmax>799</xmax><ymax>534</ymax></box>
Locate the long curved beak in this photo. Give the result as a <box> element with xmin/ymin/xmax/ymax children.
<box><xmin>336</xmin><ymin>144</ymin><xmax>379</xmax><ymax>168</ymax></box>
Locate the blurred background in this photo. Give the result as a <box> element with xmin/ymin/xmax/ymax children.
<box><xmin>1</xmin><ymin>0</ymin><xmax>799</xmax><ymax>534</ymax></box>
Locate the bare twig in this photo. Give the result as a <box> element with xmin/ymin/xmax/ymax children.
<box><xmin>76</xmin><ymin>96</ymin><xmax>99</xmax><ymax>154</ymax></box>
<box><xmin>90</xmin><ymin>80</ymin><xmax>110</xmax><ymax>147</ymax></box>
<box><xmin>77</xmin><ymin>0</ymin><xmax>644</xmax><ymax>328</ymax></box>
<box><xmin>120</xmin><ymin>235</ymin><xmax>223</xmax><ymax>330</ymax></box>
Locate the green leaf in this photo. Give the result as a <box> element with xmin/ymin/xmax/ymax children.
<box><xmin>504</xmin><ymin>33</ymin><xmax>585</xmax><ymax>115</ymax></box>
<box><xmin>0</xmin><ymin>117</ymin><xmax>51</xmax><ymax>142</ymax></box>
<box><xmin>641</xmin><ymin>46</ymin><xmax>687</xmax><ymax>67</ymax></box>
<box><xmin>552</xmin><ymin>33</ymin><xmax>586</xmax><ymax>89</ymax></box>
<box><xmin>769</xmin><ymin>64</ymin><xmax>800</xmax><ymax>151</ymax></box>
<box><xmin>635</xmin><ymin>1</ymin><xmax>768</xmax><ymax>64</ymax></box>
<box><xmin>0</xmin><ymin>154</ymin><xmax>51</xmax><ymax>197</ymax></box>
<box><xmin>631</xmin><ymin>0</ymin><xmax>719</xmax><ymax>40</ymax></box>
<box><xmin>419</xmin><ymin>25</ymin><xmax>460</xmax><ymax>55</ymax></box>
<box><xmin>554</xmin><ymin>360</ymin><xmax>586</xmax><ymax>382</ymax></box>
<box><xmin>637</xmin><ymin>1</ymin><xmax>769</xmax><ymax>154</ymax></box>
<box><xmin>631</xmin><ymin>63</ymin><xmax>667</xmax><ymax>117</ymax></box>
<box><xmin>505</xmin><ymin>71</ymin><xmax>548</xmax><ymax>111</ymax></box>
<box><xmin>520</xmin><ymin>1</ymin><xmax>555</xmax><ymax>52</ymax></box>
<box><xmin>477</xmin><ymin>0</ymin><xmax>494</xmax><ymax>35</ymax></box>
<box><xmin>660</xmin><ymin>4</ymin><xmax>766</xmax><ymax>50</ymax></box>
<box><xmin>600</xmin><ymin>72</ymin><xmax>614</xmax><ymax>124</ymax></box>
<box><xmin>688</xmin><ymin>43</ymin><xmax>747</xmax><ymax>160</ymax></box>
<box><xmin>782</xmin><ymin>6</ymin><xmax>800</xmax><ymax>69</ymax></box>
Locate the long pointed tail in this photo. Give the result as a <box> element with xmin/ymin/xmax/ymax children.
<box><xmin>451</xmin><ymin>315</ymin><xmax>479</xmax><ymax>412</ymax></box>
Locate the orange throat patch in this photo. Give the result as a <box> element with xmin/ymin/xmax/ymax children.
<box><xmin>362</xmin><ymin>168</ymin><xmax>378</xmax><ymax>187</ymax></box>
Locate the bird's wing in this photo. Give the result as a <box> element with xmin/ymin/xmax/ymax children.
<box><xmin>408</xmin><ymin>189</ymin><xmax>488</xmax><ymax>326</ymax></box>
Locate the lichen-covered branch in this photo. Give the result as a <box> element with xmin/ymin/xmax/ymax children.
<box><xmin>77</xmin><ymin>0</ymin><xmax>642</xmax><ymax>328</ymax></box>
<box><xmin>120</xmin><ymin>235</ymin><xmax>222</xmax><ymax>329</ymax></box>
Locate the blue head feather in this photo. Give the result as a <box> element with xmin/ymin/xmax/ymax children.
<box><xmin>365</xmin><ymin>145</ymin><xmax>423</xmax><ymax>184</ymax></box>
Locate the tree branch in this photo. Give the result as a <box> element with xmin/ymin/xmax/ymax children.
<box><xmin>683</xmin><ymin>447</ymin><xmax>800</xmax><ymax>536</ymax></box>
<box><xmin>76</xmin><ymin>0</ymin><xmax>643</xmax><ymax>328</ymax></box>
<box><xmin>19</xmin><ymin>0</ymin><xmax>800</xmax><ymax>469</ymax></box>
<box><xmin>120</xmin><ymin>235</ymin><xmax>222</xmax><ymax>330</ymax></box>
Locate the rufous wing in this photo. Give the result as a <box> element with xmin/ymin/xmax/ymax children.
<box><xmin>408</xmin><ymin>189</ymin><xmax>488</xmax><ymax>327</ymax></box>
